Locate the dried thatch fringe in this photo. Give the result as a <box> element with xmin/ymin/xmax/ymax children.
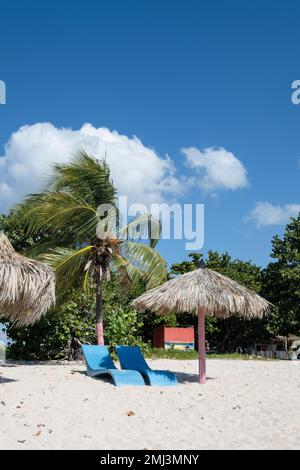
<box><xmin>0</xmin><ymin>232</ymin><xmax>55</xmax><ymax>327</ymax></box>
<box><xmin>132</xmin><ymin>267</ymin><xmax>271</xmax><ymax>318</ymax></box>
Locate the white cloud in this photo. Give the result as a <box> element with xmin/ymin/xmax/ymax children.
<box><xmin>245</xmin><ymin>202</ymin><xmax>300</xmax><ymax>227</ymax></box>
<box><xmin>0</xmin><ymin>124</ymin><xmax>250</xmax><ymax>214</ymax></box>
<box><xmin>0</xmin><ymin>123</ymin><xmax>182</xmax><ymax>212</ymax></box>
<box><xmin>182</xmin><ymin>146</ymin><xmax>249</xmax><ymax>192</ymax></box>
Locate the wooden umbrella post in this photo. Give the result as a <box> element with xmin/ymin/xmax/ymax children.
<box><xmin>198</xmin><ymin>307</ymin><xmax>206</xmax><ymax>384</ymax></box>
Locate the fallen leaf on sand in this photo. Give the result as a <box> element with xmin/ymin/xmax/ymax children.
<box><xmin>34</xmin><ymin>431</ymin><xmax>42</xmax><ymax>437</ymax></box>
<box><xmin>126</xmin><ymin>410</ymin><xmax>135</xmax><ymax>417</ymax></box>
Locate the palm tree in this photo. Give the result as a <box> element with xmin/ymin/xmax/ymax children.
<box><xmin>17</xmin><ymin>150</ymin><xmax>167</xmax><ymax>345</ymax></box>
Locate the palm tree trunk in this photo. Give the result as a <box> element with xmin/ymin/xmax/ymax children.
<box><xmin>95</xmin><ymin>266</ymin><xmax>104</xmax><ymax>345</ymax></box>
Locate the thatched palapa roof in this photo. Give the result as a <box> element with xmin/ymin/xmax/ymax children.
<box><xmin>0</xmin><ymin>232</ymin><xmax>55</xmax><ymax>326</ymax></box>
<box><xmin>132</xmin><ymin>267</ymin><xmax>271</xmax><ymax>318</ymax></box>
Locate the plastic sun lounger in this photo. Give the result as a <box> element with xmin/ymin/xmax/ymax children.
<box><xmin>116</xmin><ymin>346</ymin><xmax>178</xmax><ymax>386</ymax></box>
<box><xmin>81</xmin><ymin>345</ymin><xmax>145</xmax><ymax>387</ymax></box>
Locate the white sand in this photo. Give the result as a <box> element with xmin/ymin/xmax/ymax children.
<box><xmin>0</xmin><ymin>359</ymin><xmax>299</xmax><ymax>450</ymax></box>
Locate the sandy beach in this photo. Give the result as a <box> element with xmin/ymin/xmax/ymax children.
<box><xmin>0</xmin><ymin>359</ymin><xmax>299</xmax><ymax>450</ymax></box>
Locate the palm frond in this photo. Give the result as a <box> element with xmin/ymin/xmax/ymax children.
<box><xmin>17</xmin><ymin>191</ymin><xmax>99</xmax><ymax>242</ymax></box>
<box><xmin>49</xmin><ymin>150</ymin><xmax>117</xmax><ymax>208</ymax></box>
<box><xmin>121</xmin><ymin>241</ymin><xmax>167</xmax><ymax>288</ymax></box>
<box><xmin>41</xmin><ymin>245</ymin><xmax>94</xmax><ymax>290</ymax></box>
<box><xmin>119</xmin><ymin>214</ymin><xmax>161</xmax><ymax>248</ymax></box>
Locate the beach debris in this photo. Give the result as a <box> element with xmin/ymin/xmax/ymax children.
<box><xmin>17</xmin><ymin>440</ymin><xmax>26</xmax><ymax>444</ymax></box>
<box><xmin>126</xmin><ymin>410</ymin><xmax>135</xmax><ymax>416</ymax></box>
<box><xmin>49</xmin><ymin>429</ymin><xmax>53</xmax><ymax>434</ymax></box>
<box><xmin>33</xmin><ymin>430</ymin><xmax>42</xmax><ymax>437</ymax></box>
<box><xmin>0</xmin><ymin>401</ymin><xmax>6</xmax><ymax>406</ymax></box>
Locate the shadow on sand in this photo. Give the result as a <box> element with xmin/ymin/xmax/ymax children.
<box><xmin>1</xmin><ymin>360</ymin><xmax>82</xmax><ymax>367</ymax></box>
<box><xmin>72</xmin><ymin>368</ymin><xmax>215</xmax><ymax>385</ymax></box>
<box><xmin>175</xmin><ymin>371</ymin><xmax>215</xmax><ymax>384</ymax></box>
<box><xmin>0</xmin><ymin>376</ymin><xmax>17</xmax><ymax>384</ymax></box>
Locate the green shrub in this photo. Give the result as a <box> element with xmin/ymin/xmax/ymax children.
<box><xmin>7</xmin><ymin>291</ymin><xmax>96</xmax><ymax>360</ymax></box>
<box><xmin>7</xmin><ymin>280</ymin><xmax>146</xmax><ymax>360</ymax></box>
<box><xmin>104</xmin><ymin>306</ymin><xmax>144</xmax><ymax>348</ymax></box>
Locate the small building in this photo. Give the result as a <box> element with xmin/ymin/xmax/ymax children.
<box><xmin>252</xmin><ymin>335</ymin><xmax>300</xmax><ymax>359</ymax></box>
<box><xmin>153</xmin><ymin>325</ymin><xmax>195</xmax><ymax>350</ymax></box>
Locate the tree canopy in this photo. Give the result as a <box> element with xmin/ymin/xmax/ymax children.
<box><xmin>262</xmin><ymin>214</ymin><xmax>300</xmax><ymax>337</ymax></box>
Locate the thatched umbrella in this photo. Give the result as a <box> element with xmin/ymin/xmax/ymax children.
<box><xmin>132</xmin><ymin>261</ymin><xmax>271</xmax><ymax>384</ymax></box>
<box><xmin>0</xmin><ymin>232</ymin><xmax>55</xmax><ymax>327</ymax></box>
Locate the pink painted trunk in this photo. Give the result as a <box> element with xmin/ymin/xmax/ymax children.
<box><xmin>198</xmin><ymin>307</ymin><xmax>206</xmax><ymax>384</ymax></box>
<box><xmin>97</xmin><ymin>322</ymin><xmax>104</xmax><ymax>346</ymax></box>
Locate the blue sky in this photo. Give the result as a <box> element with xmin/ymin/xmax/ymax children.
<box><xmin>0</xmin><ymin>0</ymin><xmax>300</xmax><ymax>268</ymax></box>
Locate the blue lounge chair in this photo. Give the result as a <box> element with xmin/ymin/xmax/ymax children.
<box><xmin>81</xmin><ymin>345</ymin><xmax>145</xmax><ymax>387</ymax></box>
<box><xmin>116</xmin><ymin>346</ymin><xmax>178</xmax><ymax>386</ymax></box>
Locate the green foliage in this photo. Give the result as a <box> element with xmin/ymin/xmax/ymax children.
<box><xmin>7</xmin><ymin>291</ymin><xmax>96</xmax><ymax>360</ymax></box>
<box><xmin>102</xmin><ymin>278</ymin><xmax>145</xmax><ymax>347</ymax></box>
<box><xmin>171</xmin><ymin>252</ymin><xmax>202</xmax><ymax>274</ymax></box>
<box><xmin>145</xmin><ymin>348</ymin><xmax>199</xmax><ymax>360</ymax></box>
<box><xmin>7</xmin><ymin>279</ymin><xmax>146</xmax><ymax>359</ymax></box>
<box><xmin>144</xmin><ymin>349</ymin><xmax>274</xmax><ymax>360</ymax></box>
<box><xmin>262</xmin><ymin>214</ymin><xmax>300</xmax><ymax>337</ymax></box>
<box><xmin>104</xmin><ymin>307</ymin><xmax>144</xmax><ymax>348</ymax></box>
<box><xmin>0</xmin><ymin>212</ymin><xmax>49</xmax><ymax>253</ymax></box>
